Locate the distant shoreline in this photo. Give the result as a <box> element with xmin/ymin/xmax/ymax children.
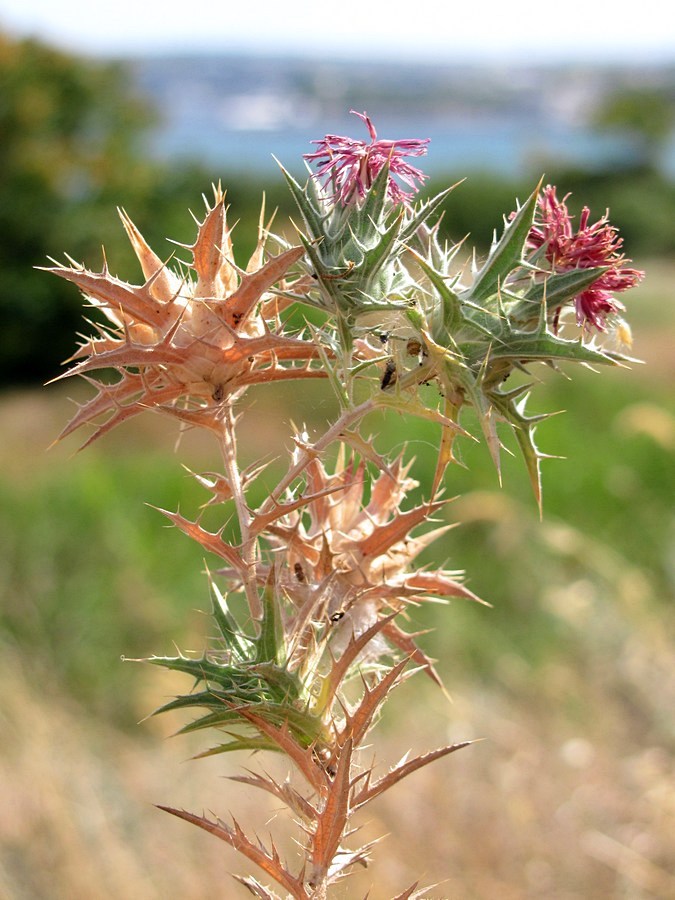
<box><xmin>127</xmin><ymin>54</ymin><xmax>675</xmax><ymax>179</ymax></box>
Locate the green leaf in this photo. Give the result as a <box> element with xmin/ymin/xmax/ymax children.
<box><xmin>359</xmin><ymin>212</ymin><xmax>403</xmax><ymax>286</ymax></box>
<box><xmin>356</xmin><ymin>159</ymin><xmax>391</xmax><ymax>228</ymax></box>
<box><xmin>255</xmin><ymin>574</ymin><xmax>284</xmax><ymax>666</ymax></box>
<box><xmin>175</xmin><ymin>700</ymin><xmax>324</xmax><ymax>747</ymax></box>
<box><xmin>413</xmin><ymin>253</ymin><xmax>462</xmax><ymax>339</ymax></box>
<box><xmin>485</xmin><ymin>329</ymin><xmax>620</xmax><ymax>366</ymax></box>
<box><xmin>208</xmin><ymin>574</ymin><xmax>251</xmax><ymax>661</ymax></box>
<box><xmin>399</xmin><ymin>184</ymin><xmax>458</xmax><ymax>247</ymax></box>
<box><xmin>517</xmin><ymin>266</ymin><xmax>608</xmax><ymax>316</ymax></box>
<box><xmin>193</xmin><ymin>735</ymin><xmax>280</xmax><ymax>759</ymax></box>
<box><xmin>278</xmin><ymin>163</ymin><xmax>324</xmax><ymax>238</ymax></box>
<box><xmin>488</xmin><ymin>388</ymin><xmax>558</xmax><ymax>513</ymax></box>
<box><xmin>250</xmin><ymin>662</ymin><xmax>301</xmax><ymax>704</ymax></box>
<box><xmin>145</xmin><ymin>654</ymin><xmax>258</xmax><ymax>692</ymax></box>
<box><xmin>469</xmin><ymin>180</ymin><xmax>541</xmax><ymax>305</ymax></box>
<box><xmin>176</xmin><ymin>709</ymin><xmax>252</xmax><ymax>734</ymax></box>
<box><xmin>152</xmin><ymin>689</ymin><xmax>261</xmax><ymax>718</ymax></box>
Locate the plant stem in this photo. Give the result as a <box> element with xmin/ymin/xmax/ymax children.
<box><xmin>261</xmin><ymin>397</ymin><xmax>377</xmax><ymax>514</ymax></box>
<box><xmin>218</xmin><ymin>402</ymin><xmax>261</xmax><ymax>619</ymax></box>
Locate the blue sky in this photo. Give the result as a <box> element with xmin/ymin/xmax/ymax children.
<box><xmin>1</xmin><ymin>0</ymin><xmax>673</xmax><ymax>62</ymax></box>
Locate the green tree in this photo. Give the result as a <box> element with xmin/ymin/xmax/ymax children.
<box><xmin>0</xmin><ymin>32</ymin><xmax>159</xmax><ymax>384</ymax></box>
<box><xmin>593</xmin><ymin>85</ymin><xmax>675</xmax><ymax>172</ymax></box>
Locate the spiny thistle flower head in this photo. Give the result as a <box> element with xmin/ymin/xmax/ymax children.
<box><xmin>304</xmin><ymin>110</ymin><xmax>429</xmax><ymax>207</ymax></box>
<box><xmin>528</xmin><ymin>184</ymin><xmax>644</xmax><ymax>331</ymax></box>
<box><xmin>262</xmin><ymin>446</ymin><xmax>482</xmax><ymax>639</ymax></box>
<box><xmin>48</xmin><ymin>188</ymin><xmax>320</xmax><ymax>446</ymax></box>
<box><xmin>380</xmin><ymin>181</ymin><xmax>643</xmax><ymax>508</ymax></box>
<box><xmin>284</xmin><ymin>123</ymin><xmax>444</xmax><ymax>321</ymax></box>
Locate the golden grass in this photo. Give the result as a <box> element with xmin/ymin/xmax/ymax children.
<box><xmin>2</xmin><ymin>614</ymin><xmax>674</xmax><ymax>899</ymax></box>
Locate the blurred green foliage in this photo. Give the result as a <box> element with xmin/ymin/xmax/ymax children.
<box><xmin>0</xmin><ymin>32</ymin><xmax>266</xmax><ymax>384</ymax></box>
<box><xmin>592</xmin><ymin>84</ymin><xmax>675</xmax><ymax>170</ymax></box>
<box><xmin>0</xmin><ymin>32</ymin><xmax>154</xmax><ymax>382</ymax></box>
<box><xmin>432</xmin><ymin>166</ymin><xmax>675</xmax><ymax>259</ymax></box>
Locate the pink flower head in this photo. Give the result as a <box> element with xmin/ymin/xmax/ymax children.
<box><xmin>529</xmin><ymin>185</ymin><xmax>644</xmax><ymax>331</ymax></box>
<box><xmin>304</xmin><ymin>110</ymin><xmax>429</xmax><ymax>207</ymax></box>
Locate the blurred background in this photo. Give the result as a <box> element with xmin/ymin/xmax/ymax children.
<box><xmin>1</xmin><ymin>1</ymin><xmax>674</xmax><ymax>897</ymax></box>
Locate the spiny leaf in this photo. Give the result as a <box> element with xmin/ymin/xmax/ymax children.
<box><xmin>255</xmin><ymin>572</ymin><xmax>284</xmax><ymax>666</ymax></box>
<box><xmin>399</xmin><ymin>183</ymin><xmax>459</xmax><ymax>246</ymax></box>
<box><xmin>192</xmin><ymin>734</ymin><xmax>278</xmax><ymax>759</ymax></box>
<box><xmin>484</xmin><ymin>328</ymin><xmax>622</xmax><ymax>366</ymax></box>
<box><xmin>157</xmin><ymin>807</ymin><xmax>308</xmax><ymax>898</ymax></box>
<box><xmin>381</xmin><ymin>620</ymin><xmax>446</xmax><ymax>693</ymax></box>
<box><xmin>431</xmin><ymin>395</ymin><xmax>463</xmax><ymax>494</ymax></box>
<box><xmin>357</xmin><ymin>499</ymin><xmax>445</xmax><ymax>560</ymax></box>
<box><xmin>358</xmin><ymin>211</ymin><xmax>404</xmax><ymax>285</ymax></box>
<box><xmin>234</xmin><ymin>875</ymin><xmax>283</xmax><ymax>900</ymax></box>
<box><xmin>469</xmin><ymin>180</ymin><xmax>541</xmax><ymax>305</ymax></box>
<box><xmin>191</xmin><ymin>195</ymin><xmax>227</xmax><ymax>289</ymax></box>
<box><xmin>356</xmin><ymin>160</ymin><xmax>391</xmax><ymax>228</ymax></box>
<box><xmin>226</xmin><ymin>245</ymin><xmax>305</xmax><ymax>326</ymax></box>
<box><xmin>353</xmin><ymin>741</ymin><xmax>475</xmax><ymax>810</ymax></box>
<box><xmin>144</xmin><ymin>654</ymin><xmax>258</xmax><ymax>690</ymax></box>
<box><xmin>229</xmin><ymin>771</ymin><xmax>317</xmax><ymax>823</ymax></box>
<box><xmin>519</xmin><ymin>265</ymin><xmax>608</xmax><ymax>315</ymax></box>
<box><xmin>342</xmin><ymin>658</ymin><xmax>414</xmax><ymax>750</ymax></box>
<box><xmin>277</xmin><ymin>163</ymin><xmax>325</xmax><ymax>238</ymax></box>
<box><xmin>44</xmin><ymin>264</ymin><xmax>166</xmax><ymax>326</ymax></box>
<box><xmin>207</xmin><ymin>571</ymin><xmax>251</xmax><ymax>661</ymax></box>
<box><xmin>453</xmin><ymin>362</ymin><xmax>503</xmax><ymax>479</ymax></box>
<box><xmin>151</xmin><ymin>689</ymin><xmax>261</xmax><ymax>719</ymax></box>
<box><xmin>412</xmin><ymin>252</ymin><xmax>462</xmax><ymax>339</ymax></box>
<box><xmin>235</xmin><ymin>710</ymin><xmax>329</xmax><ymax>792</ymax></box>
<box><xmin>392</xmin><ymin>882</ymin><xmax>420</xmax><ymax>900</ymax></box>
<box><xmin>310</xmin><ymin>738</ymin><xmax>355</xmax><ymax>882</ymax></box>
<box><xmin>322</xmin><ymin>613</ymin><xmax>399</xmax><ymax>712</ymax></box>
<box><xmin>393</xmin><ymin>881</ymin><xmax>447</xmax><ymax>900</ymax></box>
<box><xmin>338</xmin><ymin>429</ymin><xmax>396</xmax><ymax>478</ymax></box>
<box><xmin>152</xmin><ymin>507</ymin><xmax>245</xmax><ymax>572</ymax></box>
<box><xmin>249</xmin><ymin>479</ymin><xmax>346</xmax><ymax>536</ymax></box>
<box><xmin>488</xmin><ymin>389</ymin><xmax>559</xmax><ymax>514</ymax></box>
<box><xmin>176</xmin><ymin>700</ymin><xmax>325</xmax><ymax>749</ymax></box>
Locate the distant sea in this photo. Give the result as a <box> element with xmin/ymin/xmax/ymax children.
<box><xmin>145</xmin><ymin>117</ymin><xmax>647</xmax><ymax>181</ymax></box>
<box><xmin>131</xmin><ymin>56</ymin><xmax>675</xmax><ymax>181</ymax></box>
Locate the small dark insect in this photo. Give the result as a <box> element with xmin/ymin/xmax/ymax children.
<box><xmin>313</xmin><ymin>746</ymin><xmax>337</xmax><ymax>778</ymax></box>
<box><xmin>330</xmin><ymin>610</ymin><xmax>345</xmax><ymax>623</ymax></box>
<box><xmin>212</xmin><ymin>384</ymin><xmax>225</xmax><ymax>402</ymax></box>
<box><xmin>294</xmin><ymin>562</ymin><xmax>306</xmax><ymax>583</ymax></box>
<box><xmin>379</xmin><ymin>331</ymin><xmax>390</xmax><ymax>344</ymax></box>
<box><xmin>380</xmin><ymin>358</ymin><xmax>397</xmax><ymax>390</ymax></box>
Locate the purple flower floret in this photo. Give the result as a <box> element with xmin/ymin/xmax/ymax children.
<box><xmin>529</xmin><ymin>185</ymin><xmax>644</xmax><ymax>331</ymax></box>
<box><xmin>304</xmin><ymin>110</ymin><xmax>429</xmax><ymax>207</ymax></box>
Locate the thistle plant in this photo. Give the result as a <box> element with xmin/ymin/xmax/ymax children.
<box><xmin>48</xmin><ymin>109</ymin><xmax>643</xmax><ymax>898</ymax></box>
